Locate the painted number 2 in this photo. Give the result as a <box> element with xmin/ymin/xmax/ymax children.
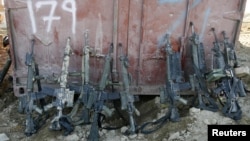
<box><xmin>27</xmin><ymin>0</ymin><xmax>76</xmax><ymax>34</ymax></box>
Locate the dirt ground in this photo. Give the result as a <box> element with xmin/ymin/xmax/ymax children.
<box><xmin>0</xmin><ymin>31</ymin><xmax>250</xmax><ymax>141</ymax></box>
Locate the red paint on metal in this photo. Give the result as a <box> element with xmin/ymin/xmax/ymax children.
<box><xmin>4</xmin><ymin>0</ymin><xmax>246</xmax><ymax>96</ymax></box>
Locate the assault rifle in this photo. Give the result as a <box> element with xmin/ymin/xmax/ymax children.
<box><xmin>67</xmin><ymin>30</ymin><xmax>94</xmax><ymax>125</ymax></box>
<box><xmin>119</xmin><ymin>43</ymin><xmax>140</xmax><ymax>134</ymax></box>
<box><xmin>160</xmin><ymin>33</ymin><xmax>189</xmax><ymax>122</ymax></box>
<box><xmin>87</xmin><ymin>44</ymin><xmax>116</xmax><ymax>141</ymax></box>
<box><xmin>49</xmin><ymin>37</ymin><xmax>75</xmax><ymax>135</ymax></box>
<box><xmin>189</xmin><ymin>22</ymin><xmax>218</xmax><ymax>112</ymax></box>
<box><xmin>221</xmin><ymin>31</ymin><xmax>238</xmax><ymax>68</ymax></box>
<box><xmin>209</xmin><ymin>28</ymin><xmax>246</xmax><ymax>120</ymax></box>
<box><xmin>87</xmin><ymin>43</ymin><xmax>140</xmax><ymax>140</ymax></box>
<box><xmin>24</xmin><ymin>39</ymin><xmax>47</xmax><ymax>136</ymax></box>
<box><xmin>222</xmin><ymin>31</ymin><xmax>247</xmax><ymax>97</ymax></box>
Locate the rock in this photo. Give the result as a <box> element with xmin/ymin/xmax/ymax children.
<box><xmin>102</xmin><ymin>129</ymin><xmax>108</xmax><ymax>134</ymax></box>
<box><xmin>234</xmin><ymin>66</ymin><xmax>250</xmax><ymax>77</ymax></box>
<box><xmin>0</xmin><ymin>133</ymin><xmax>9</xmax><ymax>141</ymax></box>
<box><xmin>121</xmin><ymin>135</ymin><xmax>129</xmax><ymax>141</ymax></box>
<box><xmin>74</xmin><ymin>126</ymin><xmax>81</xmax><ymax>132</ymax></box>
<box><xmin>211</xmin><ymin>119</ymin><xmax>217</xmax><ymax>124</ymax></box>
<box><xmin>86</xmin><ymin>131</ymin><xmax>90</xmax><ymax>137</ymax></box>
<box><xmin>63</xmin><ymin>133</ymin><xmax>79</xmax><ymax>141</ymax></box>
<box><xmin>121</xmin><ymin>126</ymin><xmax>128</xmax><ymax>133</ymax></box>
<box><xmin>99</xmin><ymin>130</ymin><xmax>105</xmax><ymax>137</ymax></box>
<box><xmin>168</xmin><ymin>132</ymin><xmax>181</xmax><ymax>141</ymax></box>
<box><xmin>128</xmin><ymin>134</ymin><xmax>137</xmax><ymax>139</ymax></box>
<box><xmin>157</xmin><ymin>112</ymin><xmax>165</xmax><ymax>119</ymax></box>
<box><xmin>189</xmin><ymin>107</ymin><xmax>200</xmax><ymax>115</ymax></box>
<box><xmin>219</xmin><ymin>117</ymin><xmax>234</xmax><ymax>124</ymax></box>
<box><xmin>105</xmin><ymin>135</ymin><xmax>120</xmax><ymax>141</ymax></box>
<box><xmin>162</xmin><ymin>138</ymin><xmax>168</xmax><ymax>141</ymax></box>
<box><xmin>47</xmin><ymin>139</ymin><xmax>56</xmax><ymax>141</ymax></box>
<box><xmin>137</xmin><ymin>133</ymin><xmax>144</xmax><ymax>140</ymax></box>
<box><xmin>108</xmin><ymin>130</ymin><xmax>116</xmax><ymax>136</ymax></box>
<box><xmin>203</xmin><ymin>119</ymin><xmax>210</xmax><ymax>124</ymax></box>
<box><xmin>155</xmin><ymin>96</ymin><xmax>160</xmax><ymax>104</ymax></box>
<box><xmin>78</xmin><ymin>132</ymin><xmax>83</xmax><ymax>138</ymax></box>
<box><xmin>56</xmin><ymin>135</ymin><xmax>64</xmax><ymax>140</ymax></box>
<box><xmin>0</xmin><ymin>123</ymin><xmax>8</xmax><ymax>127</ymax></box>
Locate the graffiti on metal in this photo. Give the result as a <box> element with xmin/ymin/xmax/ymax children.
<box><xmin>27</xmin><ymin>0</ymin><xmax>76</xmax><ymax>34</ymax></box>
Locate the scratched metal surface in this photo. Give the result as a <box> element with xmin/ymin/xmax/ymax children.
<box><xmin>4</xmin><ymin>0</ymin><xmax>246</xmax><ymax>96</ymax></box>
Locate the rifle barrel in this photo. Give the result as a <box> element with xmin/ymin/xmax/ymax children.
<box><xmin>211</xmin><ymin>28</ymin><xmax>218</xmax><ymax>43</ymax></box>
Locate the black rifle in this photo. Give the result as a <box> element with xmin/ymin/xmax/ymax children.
<box><xmin>119</xmin><ymin>43</ymin><xmax>140</xmax><ymax>135</ymax></box>
<box><xmin>24</xmin><ymin>39</ymin><xmax>46</xmax><ymax>136</ymax></box>
<box><xmin>67</xmin><ymin>31</ymin><xmax>93</xmax><ymax>125</ymax></box>
<box><xmin>189</xmin><ymin>23</ymin><xmax>218</xmax><ymax>112</ymax></box>
<box><xmin>210</xmin><ymin>28</ymin><xmax>245</xmax><ymax>120</ymax></box>
<box><xmin>87</xmin><ymin>44</ymin><xmax>115</xmax><ymax>141</ymax></box>
<box><xmin>221</xmin><ymin>31</ymin><xmax>238</xmax><ymax>68</ymax></box>
<box><xmin>221</xmin><ymin>31</ymin><xmax>246</xmax><ymax>97</ymax></box>
<box><xmin>211</xmin><ymin>28</ymin><xmax>226</xmax><ymax>70</ymax></box>
<box><xmin>87</xmin><ymin>43</ymin><xmax>141</xmax><ymax>140</ymax></box>
<box><xmin>160</xmin><ymin>33</ymin><xmax>189</xmax><ymax>122</ymax></box>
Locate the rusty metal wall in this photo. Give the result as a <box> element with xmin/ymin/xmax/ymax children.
<box><xmin>4</xmin><ymin>0</ymin><xmax>246</xmax><ymax>96</ymax></box>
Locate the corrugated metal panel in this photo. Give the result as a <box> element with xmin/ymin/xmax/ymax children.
<box><xmin>4</xmin><ymin>0</ymin><xmax>246</xmax><ymax>96</ymax></box>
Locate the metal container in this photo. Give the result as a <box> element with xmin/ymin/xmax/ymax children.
<box><xmin>4</xmin><ymin>0</ymin><xmax>246</xmax><ymax>96</ymax></box>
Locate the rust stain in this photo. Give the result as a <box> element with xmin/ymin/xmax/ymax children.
<box><xmin>76</xmin><ymin>1</ymin><xmax>90</xmax><ymax>20</ymax></box>
<box><xmin>6</xmin><ymin>0</ymin><xmax>245</xmax><ymax>96</ymax></box>
<box><xmin>171</xmin><ymin>39</ymin><xmax>180</xmax><ymax>52</ymax></box>
<box><xmin>73</xmin><ymin>49</ymin><xmax>82</xmax><ymax>57</ymax></box>
<box><xmin>53</xmin><ymin>28</ymin><xmax>59</xmax><ymax>45</ymax></box>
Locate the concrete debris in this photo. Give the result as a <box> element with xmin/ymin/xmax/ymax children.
<box><xmin>0</xmin><ymin>133</ymin><xmax>9</xmax><ymax>141</ymax></box>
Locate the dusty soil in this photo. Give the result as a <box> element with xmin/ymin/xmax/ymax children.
<box><xmin>0</xmin><ymin>32</ymin><xmax>250</xmax><ymax>141</ymax></box>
